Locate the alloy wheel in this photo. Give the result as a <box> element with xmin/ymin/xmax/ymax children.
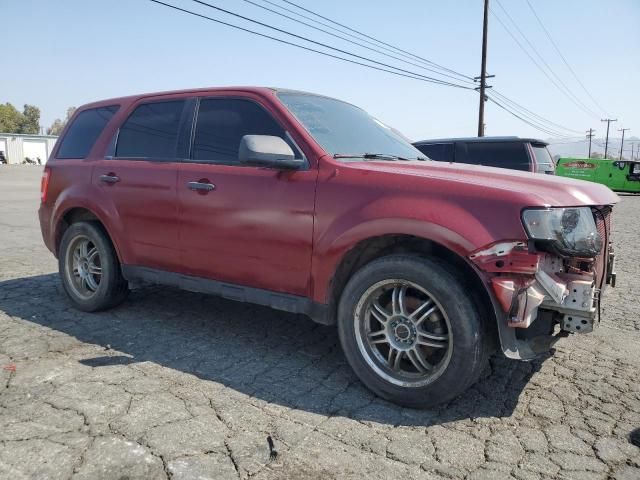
<box><xmin>353</xmin><ymin>279</ymin><xmax>453</xmax><ymax>388</ymax></box>
<box><xmin>65</xmin><ymin>235</ymin><xmax>102</xmax><ymax>299</ymax></box>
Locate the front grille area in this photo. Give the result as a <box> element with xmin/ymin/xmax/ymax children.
<box><xmin>563</xmin><ymin>207</ymin><xmax>612</xmax><ymax>292</ymax></box>
<box><xmin>592</xmin><ymin>206</ymin><xmax>612</xmax><ymax>291</ymax></box>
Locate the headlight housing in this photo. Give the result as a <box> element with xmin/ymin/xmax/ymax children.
<box><xmin>522</xmin><ymin>207</ymin><xmax>602</xmax><ymax>257</ymax></box>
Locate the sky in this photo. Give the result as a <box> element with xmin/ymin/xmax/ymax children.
<box><xmin>3</xmin><ymin>0</ymin><xmax>639</xmax><ymax>154</ymax></box>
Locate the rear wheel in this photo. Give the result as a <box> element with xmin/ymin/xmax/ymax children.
<box><xmin>337</xmin><ymin>255</ymin><xmax>488</xmax><ymax>408</ymax></box>
<box><xmin>58</xmin><ymin>222</ymin><xmax>128</xmax><ymax>312</ymax></box>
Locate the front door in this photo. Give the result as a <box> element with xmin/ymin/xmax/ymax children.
<box><xmin>92</xmin><ymin>98</ymin><xmax>192</xmax><ymax>272</ymax></box>
<box><xmin>177</xmin><ymin>96</ymin><xmax>316</xmax><ymax>296</ymax></box>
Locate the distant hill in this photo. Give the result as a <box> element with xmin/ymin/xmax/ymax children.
<box><xmin>547</xmin><ymin>136</ymin><xmax>640</xmax><ymax>160</ymax></box>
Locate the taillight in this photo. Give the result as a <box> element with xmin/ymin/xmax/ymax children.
<box><xmin>40</xmin><ymin>168</ymin><xmax>51</xmax><ymax>203</ymax></box>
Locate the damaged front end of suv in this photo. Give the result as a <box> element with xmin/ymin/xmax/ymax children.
<box><xmin>470</xmin><ymin>205</ymin><xmax>616</xmax><ymax>360</ymax></box>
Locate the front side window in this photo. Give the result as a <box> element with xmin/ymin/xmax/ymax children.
<box><xmin>277</xmin><ymin>92</ymin><xmax>423</xmax><ymax>160</ymax></box>
<box><xmin>116</xmin><ymin>100</ymin><xmax>186</xmax><ymax>159</ymax></box>
<box><xmin>461</xmin><ymin>142</ymin><xmax>530</xmax><ymax>171</ymax></box>
<box><xmin>531</xmin><ymin>144</ymin><xmax>555</xmax><ymax>173</ymax></box>
<box><xmin>56</xmin><ymin>106</ymin><xmax>119</xmax><ymax>159</ymax></box>
<box><xmin>192</xmin><ymin>98</ymin><xmax>295</xmax><ymax>164</ymax></box>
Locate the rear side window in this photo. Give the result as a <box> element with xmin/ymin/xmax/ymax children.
<box><xmin>116</xmin><ymin>100</ymin><xmax>187</xmax><ymax>159</ymax></box>
<box><xmin>459</xmin><ymin>142</ymin><xmax>530</xmax><ymax>171</ymax></box>
<box><xmin>531</xmin><ymin>144</ymin><xmax>555</xmax><ymax>173</ymax></box>
<box><xmin>192</xmin><ymin>98</ymin><xmax>295</xmax><ymax>164</ymax></box>
<box><xmin>56</xmin><ymin>106</ymin><xmax>119</xmax><ymax>159</ymax></box>
<box><xmin>414</xmin><ymin>143</ymin><xmax>454</xmax><ymax>162</ymax></box>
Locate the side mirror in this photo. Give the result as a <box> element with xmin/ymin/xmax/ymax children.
<box><xmin>238</xmin><ymin>135</ymin><xmax>304</xmax><ymax>170</ymax></box>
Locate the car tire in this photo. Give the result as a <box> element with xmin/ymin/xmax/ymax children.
<box><xmin>58</xmin><ymin>221</ymin><xmax>128</xmax><ymax>312</ymax></box>
<box><xmin>337</xmin><ymin>254</ymin><xmax>489</xmax><ymax>408</ymax></box>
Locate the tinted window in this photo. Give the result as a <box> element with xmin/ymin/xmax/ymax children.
<box><xmin>56</xmin><ymin>106</ymin><xmax>119</xmax><ymax>159</ymax></box>
<box><xmin>278</xmin><ymin>92</ymin><xmax>423</xmax><ymax>160</ymax></box>
<box><xmin>531</xmin><ymin>144</ymin><xmax>554</xmax><ymax>173</ymax></box>
<box><xmin>116</xmin><ymin>100</ymin><xmax>186</xmax><ymax>159</ymax></box>
<box><xmin>193</xmin><ymin>98</ymin><xmax>296</xmax><ymax>163</ymax></box>
<box><xmin>460</xmin><ymin>142</ymin><xmax>530</xmax><ymax>171</ymax></box>
<box><xmin>414</xmin><ymin>143</ymin><xmax>454</xmax><ymax>162</ymax></box>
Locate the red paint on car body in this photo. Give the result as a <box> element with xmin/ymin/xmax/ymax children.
<box><xmin>38</xmin><ymin>86</ymin><xmax>619</xmax><ymax>319</ymax></box>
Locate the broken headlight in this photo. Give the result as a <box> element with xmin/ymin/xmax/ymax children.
<box><xmin>522</xmin><ymin>207</ymin><xmax>602</xmax><ymax>257</ymax></box>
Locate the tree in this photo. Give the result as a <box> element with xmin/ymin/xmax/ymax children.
<box><xmin>19</xmin><ymin>104</ymin><xmax>40</xmax><ymax>134</ymax></box>
<box><xmin>0</xmin><ymin>103</ymin><xmax>41</xmax><ymax>134</ymax></box>
<box><xmin>0</xmin><ymin>103</ymin><xmax>22</xmax><ymax>133</ymax></box>
<box><xmin>47</xmin><ymin>106</ymin><xmax>76</xmax><ymax>136</ymax></box>
<box><xmin>47</xmin><ymin>119</ymin><xmax>65</xmax><ymax>136</ymax></box>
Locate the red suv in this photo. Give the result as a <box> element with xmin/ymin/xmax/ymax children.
<box><xmin>39</xmin><ymin>87</ymin><xmax>618</xmax><ymax>407</ymax></box>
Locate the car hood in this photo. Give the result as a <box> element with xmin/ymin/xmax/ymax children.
<box><xmin>348</xmin><ymin>160</ymin><xmax>619</xmax><ymax>207</ymax></box>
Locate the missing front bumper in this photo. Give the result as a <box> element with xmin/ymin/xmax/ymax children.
<box><xmin>471</xmin><ymin>240</ymin><xmax>616</xmax><ymax>360</ymax></box>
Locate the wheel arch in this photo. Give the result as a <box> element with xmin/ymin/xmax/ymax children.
<box><xmin>325</xmin><ymin>234</ymin><xmax>499</xmax><ymax>351</ymax></box>
<box><xmin>55</xmin><ymin>206</ymin><xmax>123</xmax><ymax>263</ymax></box>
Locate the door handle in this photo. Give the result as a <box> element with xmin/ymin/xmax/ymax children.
<box><xmin>100</xmin><ymin>174</ymin><xmax>120</xmax><ymax>184</ymax></box>
<box><xmin>187</xmin><ymin>181</ymin><xmax>216</xmax><ymax>192</ymax></box>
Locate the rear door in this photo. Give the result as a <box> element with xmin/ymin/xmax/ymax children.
<box><xmin>91</xmin><ymin>97</ymin><xmax>193</xmax><ymax>271</ymax></box>
<box><xmin>177</xmin><ymin>95</ymin><xmax>317</xmax><ymax>296</ymax></box>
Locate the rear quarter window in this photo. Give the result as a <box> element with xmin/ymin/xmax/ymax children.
<box><xmin>531</xmin><ymin>144</ymin><xmax>555</xmax><ymax>173</ymax></box>
<box><xmin>56</xmin><ymin>106</ymin><xmax>119</xmax><ymax>159</ymax></box>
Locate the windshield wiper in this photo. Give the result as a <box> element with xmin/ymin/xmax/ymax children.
<box><xmin>334</xmin><ymin>153</ymin><xmax>426</xmax><ymax>161</ymax></box>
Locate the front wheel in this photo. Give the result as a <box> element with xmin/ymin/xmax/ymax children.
<box><xmin>337</xmin><ymin>255</ymin><xmax>489</xmax><ymax>408</ymax></box>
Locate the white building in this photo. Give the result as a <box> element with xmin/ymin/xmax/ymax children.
<box><xmin>0</xmin><ymin>133</ymin><xmax>58</xmax><ymax>164</ymax></box>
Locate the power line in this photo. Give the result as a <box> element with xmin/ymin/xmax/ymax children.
<box><xmin>491</xmin><ymin>90</ymin><xmax>582</xmax><ymax>135</ymax></box>
<box><xmin>491</xmin><ymin>1</ymin><xmax>600</xmax><ymax>120</ymax></box>
<box><xmin>257</xmin><ymin>0</ymin><xmax>582</xmax><ymax>137</ymax></box>
<box><xmin>524</xmin><ymin>0</ymin><xmax>608</xmax><ymax>116</ymax></box>
<box><xmin>494</xmin><ymin>0</ymin><xmax>600</xmax><ymax>119</ymax></box>
<box><xmin>278</xmin><ymin>0</ymin><xmax>474</xmax><ymax>81</ymax></box>
<box><xmin>486</xmin><ymin>95</ymin><xmax>573</xmax><ymax>138</ymax></box>
<box><xmin>547</xmin><ymin>138</ymin><xmax>591</xmax><ymax>145</ymax></box>
<box><xmin>152</xmin><ymin>0</ymin><xmax>584</xmax><ymax>138</ymax></box>
<box><xmin>254</xmin><ymin>0</ymin><xmax>474</xmax><ymax>82</ymax></box>
<box><xmin>187</xmin><ymin>0</ymin><xmax>473</xmax><ymax>89</ymax></box>
<box><xmin>239</xmin><ymin>0</ymin><xmax>476</xmax><ymax>85</ymax></box>
<box><xmin>147</xmin><ymin>0</ymin><xmax>472</xmax><ymax>89</ymax></box>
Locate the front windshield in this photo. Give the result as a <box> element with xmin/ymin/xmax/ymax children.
<box><xmin>277</xmin><ymin>92</ymin><xmax>425</xmax><ymax>160</ymax></box>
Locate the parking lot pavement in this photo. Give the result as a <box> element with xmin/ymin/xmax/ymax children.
<box><xmin>0</xmin><ymin>165</ymin><xmax>638</xmax><ymax>480</ymax></box>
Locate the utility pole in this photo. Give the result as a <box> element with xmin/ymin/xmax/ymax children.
<box><xmin>586</xmin><ymin>128</ymin><xmax>595</xmax><ymax>158</ymax></box>
<box><xmin>601</xmin><ymin>118</ymin><xmax>617</xmax><ymax>159</ymax></box>
<box><xmin>618</xmin><ymin>128</ymin><xmax>630</xmax><ymax>160</ymax></box>
<box><xmin>477</xmin><ymin>0</ymin><xmax>489</xmax><ymax>137</ymax></box>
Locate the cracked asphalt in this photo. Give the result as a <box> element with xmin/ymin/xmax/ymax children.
<box><xmin>0</xmin><ymin>165</ymin><xmax>639</xmax><ymax>480</ymax></box>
